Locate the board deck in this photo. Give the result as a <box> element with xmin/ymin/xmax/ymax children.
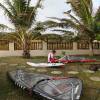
<box><xmin>27</xmin><ymin>62</ymin><xmax>64</xmax><ymax>67</ymax></box>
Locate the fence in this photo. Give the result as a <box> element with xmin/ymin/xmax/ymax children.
<box><xmin>47</xmin><ymin>41</ymin><xmax>73</xmax><ymax>50</ymax></box>
<box><xmin>0</xmin><ymin>40</ymin><xmax>9</xmax><ymax>50</ymax></box>
<box><xmin>0</xmin><ymin>39</ymin><xmax>100</xmax><ymax>57</ymax></box>
<box><xmin>77</xmin><ymin>41</ymin><xmax>89</xmax><ymax>49</ymax></box>
<box><xmin>14</xmin><ymin>40</ymin><xmax>43</xmax><ymax>50</ymax></box>
<box><xmin>92</xmin><ymin>42</ymin><xmax>100</xmax><ymax>49</ymax></box>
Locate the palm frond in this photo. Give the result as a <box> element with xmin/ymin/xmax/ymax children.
<box><xmin>66</xmin><ymin>0</ymin><xmax>93</xmax><ymax>25</ymax></box>
<box><xmin>28</xmin><ymin>0</ymin><xmax>43</xmax><ymax>24</ymax></box>
<box><xmin>13</xmin><ymin>0</ymin><xmax>27</xmax><ymax>13</ymax></box>
<box><xmin>60</xmin><ymin>18</ymin><xmax>80</xmax><ymax>30</ymax></box>
<box><xmin>43</xmin><ymin>20</ymin><xmax>69</xmax><ymax>29</ymax></box>
<box><xmin>81</xmin><ymin>0</ymin><xmax>93</xmax><ymax>25</ymax></box>
<box><xmin>52</xmin><ymin>29</ymin><xmax>74</xmax><ymax>35</ymax></box>
<box><xmin>5</xmin><ymin>0</ymin><xmax>17</xmax><ymax>16</ymax></box>
<box><xmin>64</xmin><ymin>11</ymin><xmax>82</xmax><ymax>25</ymax></box>
<box><xmin>29</xmin><ymin>22</ymin><xmax>45</xmax><ymax>33</ymax></box>
<box><xmin>84</xmin><ymin>0</ymin><xmax>93</xmax><ymax>13</ymax></box>
<box><xmin>95</xmin><ymin>7</ymin><xmax>100</xmax><ymax>22</ymax></box>
<box><xmin>40</xmin><ymin>34</ymin><xmax>62</xmax><ymax>40</ymax></box>
<box><xmin>0</xmin><ymin>3</ymin><xmax>13</xmax><ymax>18</ymax></box>
<box><xmin>0</xmin><ymin>24</ymin><xmax>14</xmax><ymax>31</ymax></box>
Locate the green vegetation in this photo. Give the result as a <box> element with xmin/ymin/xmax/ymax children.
<box><xmin>44</xmin><ymin>0</ymin><xmax>100</xmax><ymax>54</ymax></box>
<box><xmin>0</xmin><ymin>0</ymin><xmax>99</xmax><ymax>99</ymax></box>
<box><xmin>0</xmin><ymin>56</ymin><xmax>100</xmax><ymax>100</ymax></box>
<box><xmin>0</xmin><ymin>0</ymin><xmax>45</xmax><ymax>58</ymax></box>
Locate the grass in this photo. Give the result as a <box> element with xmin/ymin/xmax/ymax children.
<box><xmin>0</xmin><ymin>56</ymin><xmax>100</xmax><ymax>100</ymax></box>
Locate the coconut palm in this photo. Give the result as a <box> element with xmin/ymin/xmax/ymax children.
<box><xmin>0</xmin><ymin>24</ymin><xmax>13</xmax><ymax>32</ymax></box>
<box><xmin>0</xmin><ymin>0</ymin><xmax>45</xmax><ymax>58</ymax></box>
<box><xmin>44</xmin><ymin>0</ymin><xmax>100</xmax><ymax>55</ymax></box>
<box><xmin>65</xmin><ymin>0</ymin><xmax>100</xmax><ymax>54</ymax></box>
<box><xmin>95</xmin><ymin>7</ymin><xmax>100</xmax><ymax>40</ymax></box>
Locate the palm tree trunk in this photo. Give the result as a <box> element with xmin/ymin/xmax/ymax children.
<box><xmin>23</xmin><ymin>40</ymin><xmax>30</xmax><ymax>58</ymax></box>
<box><xmin>23</xmin><ymin>50</ymin><xmax>30</xmax><ymax>58</ymax></box>
<box><xmin>89</xmin><ymin>41</ymin><xmax>94</xmax><ymax>56</ymax></box>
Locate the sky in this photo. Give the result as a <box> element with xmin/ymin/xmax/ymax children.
<box><xmin>0</xmin><ymin>0</ymin><xmax>100</xmax><ymax>29</ymax></box>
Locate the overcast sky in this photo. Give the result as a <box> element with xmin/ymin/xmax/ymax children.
<box><xmin>0</xmin><ymin>0</ymin><xmax>100</xmax><ymax>28</ymax></box>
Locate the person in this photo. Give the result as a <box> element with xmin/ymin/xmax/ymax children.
<box><xmin>48</xmin><ymin>50</ymin><xmax>57</xmax><ymax>63</ymax></box>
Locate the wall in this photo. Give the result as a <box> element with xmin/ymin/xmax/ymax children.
<box><xmin>0</xmin><ymin>41</ymin><xmax>100</xmax><ymax>57</ymax></box>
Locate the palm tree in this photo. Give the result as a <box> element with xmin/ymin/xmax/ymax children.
<box><xmin>0</xmin><ymin>0</ymin><xmax>45</xmax><ymax>58</ymax></box>
<box><xmin>0</xmin><ymin>24</ymin><xmax>12</xmax><ymax>31</ymax></box>
<box><xmin>65</xmin><ymin>0</ymin><xmax>100</xmax><ymax>54</ymax></box>
<box><xmin>95</xmin><ymin>7</ymin><xmax>100</xmax><ymax>40</ymax></box>
<box><xmin>44</xmin><ymin>0</ymin><xmax>100</xmax><ymax>55</ymax></box>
